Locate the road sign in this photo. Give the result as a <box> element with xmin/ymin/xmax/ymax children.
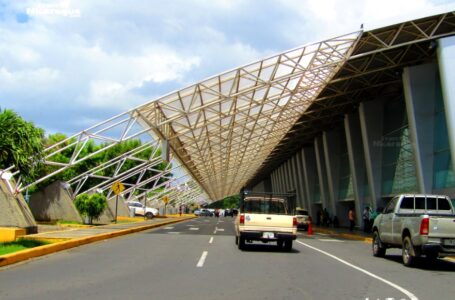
<box><xmin>112</xmin><ymin>181</ymin><xmax>125</xmax><ymax>195</ymax></box>
<box><xmin>163</xmin><ymin>195</ymin><xmax>169</xmax><ymax>204</ymax></box>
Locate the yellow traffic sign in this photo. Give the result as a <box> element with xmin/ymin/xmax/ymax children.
<box><xmin>163</xmin><ymin>195</ymin><xmax>169</xmax><ymax>204</ymax></box>
<box><xmin>112</xmin><ymin>181</ymin><xmax>125</xmax><ymax>195</ymax></box>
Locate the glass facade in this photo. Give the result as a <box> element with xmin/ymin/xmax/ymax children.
<box><xmin>381</xmin><ymin>98</ymin><xmax>417</xmax><ymax>195</ymax></box>
<box><xmin>338</xmin><ymin>136</ymin><xmax>354</xmax><ymax>200</ymax></box>
<box><xmin>433</xmin><ymin>82</ymin><xmax>455</xmax><ymax>189</ymax></box>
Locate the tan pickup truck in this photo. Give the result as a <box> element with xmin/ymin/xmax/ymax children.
<box><xmin>235</xmin><ymin>193</ymin><xmax>297</xmax><ymax>251</ymax></box>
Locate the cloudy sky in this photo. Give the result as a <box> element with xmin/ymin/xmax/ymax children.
<box><xmin>1</xmin><ymin>0</ymin><xmax>454</xmax><ymax>135</ymax></box>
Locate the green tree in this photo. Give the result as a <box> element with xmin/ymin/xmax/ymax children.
<box><xmin>74</xmin><ymin>193</ymin><xmax>108</xmax><ymax>224</ymax></box>
<box><xmin>0</xmin><ymin>108</ymin><xmax>44</xmax><ymax>181</ymax></box>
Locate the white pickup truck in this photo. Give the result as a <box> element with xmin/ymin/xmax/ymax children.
<box><xmin>235</xmin><ymin>194</ymin><xmax>297</xmax><ymax>251</ymax></box>
<box><xmin>372</xmin><ymin>194</ymin><xmax>455</xmax><ymax>266</ymax></box>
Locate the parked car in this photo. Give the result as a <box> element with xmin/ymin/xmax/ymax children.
<box><xmin>372</xmin><ymin>194</ymin><xmax>455</xmax><ymax>266</ymax></box>
<box><xmin>194</xmin><ymin>209</ymin><xmax>202</xmax><ymax>216</ymax></box>
<box><xmin>295</xmin><ymin>208</ymin><xmax>310</xmax><ymax>231</ymax></box>
<box><xmin>199</xmin><ymin>209</ymin><xmax>214</xmax><ymax>217</ymax></box>
<box><xmin>126</xmin><ymin>201</ymin><xmax>158</xmax><ymax>219</ymax></box>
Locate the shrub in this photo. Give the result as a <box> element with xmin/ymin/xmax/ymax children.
<box><xmin>74</xmin><ymin>193</ymin><xmax>108</xmax><ymax>224</ymax></box>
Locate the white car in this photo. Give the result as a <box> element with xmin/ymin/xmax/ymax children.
<box><xmin>126</xmin><ymin>201</ymin><xmax>159</xmax><ymax>219</ymax></box>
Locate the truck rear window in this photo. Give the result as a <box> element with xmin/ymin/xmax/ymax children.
<box><xmin>243</xmin><ymin>198</ymin><xmax>287</xmax><ymax>214</ymax></box>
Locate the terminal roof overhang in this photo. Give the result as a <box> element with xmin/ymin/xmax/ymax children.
<box><xmin>247</xmin><ymin>11</ymin><xmax>455</xmax><ymax>189</ymax></box>
<box><xmin>132</xmin><ymin>11</ymin><xmax>455</xmax><ymax>201</ymax></box>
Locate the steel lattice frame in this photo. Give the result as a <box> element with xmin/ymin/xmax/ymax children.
<box><xmin>9</xmin><ymin>31</ymin><xmax>361</xmax><ymax>201</ymax></box>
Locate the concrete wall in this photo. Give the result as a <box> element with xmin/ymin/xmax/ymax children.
<box><xmin>29</xmin><ymin>181</ymin><xmax>83</xmax><ymax>223</ymax></box>
<box><xmin>0</xmin><ymin>179</ymin><xmax>37</xmax><ymax>233</ymax></box>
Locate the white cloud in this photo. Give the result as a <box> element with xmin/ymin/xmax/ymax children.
<box><xmin>0</xmin><ymin>0</ymin><xmax>451</xmax><ymax>134</ymax></box>
<box><xmin>278</xmin><ymin>0</ymin><xmax>443</xmax><ymax>44</ymax></box>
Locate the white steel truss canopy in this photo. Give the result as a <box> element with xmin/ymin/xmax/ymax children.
<box><xmin>133</xmin><ymin>32</ymin><xmax>360</xmax><ymax>200</ymax></box>
<box><xmin>10</xmin><ymin>11</ymin><xmax>454</xmax><ymax>202</ymax></box>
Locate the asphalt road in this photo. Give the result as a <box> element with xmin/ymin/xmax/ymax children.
<box><xmin>1</xmin><ymin>217</ymin><xmax>455</xmax><ymax>300</ymax></box>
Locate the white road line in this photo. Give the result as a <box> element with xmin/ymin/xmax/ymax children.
<box><xmin>163</xmin><ymin>227</ymin><xmax>174</xmax><ymax>230</ymax></box>
<box><xmin>296</xmin><ymin>240</ymin><xmax>418</xmax><ymax>300</ymax></box>
<box><xmin>197</xmin><ymin>251</ymin><xmax>208</xmax><ymax>267</ymax></box>
<box><xmin>209</xmin><ymin>237</ymin><xmax>214</xmax><ymax>244</ymax></box>
<box><xmin>216</xmin><ymin>228</ymin><xmax>225</xmax><ymax>231</ymax></box>
<box><xmin>167</xmin><ymin>232</ymin><xmax>180</xmax><ymax>234</ymax></box>
<box><xmin>317</xmin><ymin>239</ymin><xmax>344</xmax><ymax>242</ymax></box>
<box><xmin>315</xmin><ymin>233</ymin><xmax>328</xmax><ymax>236</ymax></box>
<box><xmin>189</xmin><ymin>227</ymin><xmax>199</xmax><ymax>231</ymax></box>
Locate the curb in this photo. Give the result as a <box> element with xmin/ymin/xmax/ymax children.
<box><xmin>0</xmin><ymin>216</ymin><xmax>195</xmax><ymax>268</ymax></box>
<box><xmin>313</xmin><ymin>227</ymin><xmax>373</xmax><ymax>243</ymax></box>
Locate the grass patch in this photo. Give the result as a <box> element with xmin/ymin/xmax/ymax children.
<box><xmin>57</xmin><ymin>220</ymin><xmax>84</xmax><ymax>225</ymax></box>
<box><xmin>0</xmin><ymin>238</ymin><xmax>49</xmax><ymax>256</ymax></box>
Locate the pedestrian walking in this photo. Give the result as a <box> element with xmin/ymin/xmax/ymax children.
<box><xmin>348</xmin><ymin>207</ymin><xmax>355</xmax><ymax>231</ymax></box>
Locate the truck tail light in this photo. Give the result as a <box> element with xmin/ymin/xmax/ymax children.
<box><xmin>420</xmin><ymin>217</ymin><xmax>429</xmax><ymax>235</ymax></box>
<box><xmin>293</xmin><ymin>217</ymin><xmax>298</xmax><ymax>227</ymax></box>
<box><xmin>240</xmin><ymin>214</ymin><xmax>245</xmax><ymax>224</ymax></box>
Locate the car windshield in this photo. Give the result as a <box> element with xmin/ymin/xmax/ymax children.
<box><xmin>243</xmin><ymin>197</ymin><xmax>287</xmax><ymax>215</ymax></box>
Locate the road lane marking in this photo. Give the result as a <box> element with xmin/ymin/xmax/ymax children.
<box><xmin>317</xmin><ymin>239</ymin><xmax>344</xmax><ymax>242</ymax></box>
<box><xmin>296</xmin><ymin>240</ymin><xmax>418</xmax><ymax>300</ymax></box>
<box><xmin>167</xmin><ymin>232</ymin><xmax>180</xmax><ymax>234</ymax></box>
<box><xmin>216</xmin><ymin>228</ymin><xmax>225</xmax><ymax>231</ymax></box>
<box><xmin>189</xmin><ymin>227</ymin><xmax>199</xmax><ymax>230</ymax></box>
<box><xmin>197</xmin><ymin>251</ymin><xmax>208</xmax><ymax>267</ymax></box>
<box><xmin>209</xmin><ymin>237</ymin><xmax>214</xmax><ymax>244</ymax></box>
<box><xmin>163</xmin><ymin>227</ymin><xmax>174</xmax><ymax>230</ymax></box>
<box><xmin>315</xmin><ymin>233</ymin><xmax>328</xmax><ymax>236</ymax></box>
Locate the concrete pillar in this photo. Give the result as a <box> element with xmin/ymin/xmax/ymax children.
<box><xmin>287</xmin><ymin>160</ymin><xmax>294</xmax><ymax>192</ymax></box>
<box><xmin>278</xmin><ymin>166</ymin><xmax>284</xmax><ymax>193</ymax></box>
<box><xmin>438</xmin><ymin>35</ymin><xmax>455</xmax><ymax>175</ymax></box>
<box><xmin>295</xmin><ymin>152</ymin><xmax>310</xmax><ymax>214</ymax></box>
<box><xmin>359</xmin><ymin>100</ymin><xmax>384</xmax><ymax>210</ymax></box>
<box><xmin>323</xmin><ymin>130</ymin><xmax>341</xmax><ymax>215</ymax></box>
<box><xmin>302</xmin><ymin>147</ymin><xmax>317</xmax><ymax>218</ymax></box>
<box><xmin>344</xmin><ymin>113</ymin><xmax>366</xmax><ymax>226</ymax></box>
<box><xmin>314</xmin><ymin>136</ymin><xmax>329</xmax><ymax>209</ymax></box>
<box><xmin>264</xmin><ymin>176</ymin><xmax>272</xmax><ymax>193</ymax></box>
<box><xmin>271</xmin><ymin>171</ymin><xmax>277</xmax><ymax>193</ymax></box>
<box><xmin>403</xmin><ymin>63</ymin><xmax>437</xmax><ymax>193</ymax></box>
<box><xmin>290</xmin><ymin>155</ymin><xmax>302</xmax><ymax>207</ymax></box>
<box><xmin>283</xmin><ymin>162</ymin><xmax>290</xmax><ymax>192</ymax></box>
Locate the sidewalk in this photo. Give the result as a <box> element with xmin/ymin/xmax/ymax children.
<box><xmin>313</xmin><ymin>226</ymin><xmax>372</xmax><ymax>243</ymax></box>
<box><xmin>0</xmin><ymin>215</ymin><xmax>195</xmax><ymax>268</ymax></box>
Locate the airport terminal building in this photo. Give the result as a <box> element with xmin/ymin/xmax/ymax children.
<box><xmin>249</xmin><ymin>12</ymin><xmax>455</xmax><ymax>227</ymax></box>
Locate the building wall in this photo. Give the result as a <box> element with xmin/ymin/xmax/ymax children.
<box><xmin>263</xmin><ymin>36</ymin><xmax>455</xmax><ymax>227</ymax></box>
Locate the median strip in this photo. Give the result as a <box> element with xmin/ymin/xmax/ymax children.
<box><xmin>0</xmin><ymin>216</ymin><xmax>195</xmax><ymax>268</ymax></box>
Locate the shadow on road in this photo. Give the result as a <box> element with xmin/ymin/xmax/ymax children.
<box><xmin>238</xmin><ymin>243</ymin><xmax>301</xmax><ymax>254</ymax></box>
<box><xmin>383</xmin><ymin>255</ymin><xmax>455</xmax><ymax>271</ymax></box>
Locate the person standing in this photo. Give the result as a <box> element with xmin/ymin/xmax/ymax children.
<box><xmin>348</xmin><ymin>207</ymin><xmax>355</xmax><ymax>231</ymax></box>
<box><xmin>362</xmin><ymin>207</ymin><xmax>370</xmax><ymax>233</ymax></box>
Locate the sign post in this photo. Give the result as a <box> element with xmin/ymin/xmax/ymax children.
<box><xmin>112</xmin><ymin>181</ymin><xmax>125</xmax><ymax>223</ymax></box>
<box><xmin>163</xmin><ymin>195</ymin><xmax>169</xmax><ymax>216</ymax></box>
